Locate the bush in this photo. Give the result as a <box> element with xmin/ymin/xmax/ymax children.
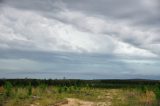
<box><xmin>27</xmin><ymin>83</ymin><xmax>32</xmax><ymax>96</ymax></box>
<box><xmin>57</xmin><ymin>86</ymin><xmax>68</xmax><ymax>93</ymax></box>
<box><xmin>39</xmin><ymin>83</ymin><xmax>47</xmax><ymax>92</ymax></box>
<box><xmin>64</xmin><ymin>86</ymin><xmax>68</xmax><ymax>92</ymax></box>
<box><xmin>153</xmin><ymin>84</ymin><xmax>160</xmax><ymax>105</ymax></box>
<box><xmin>140</xmin><ymin>85</ymin><xmax>147</xmax><ymax>93</ymax></box>
<box><xmin>58</xmin><ymin>86</ymin><xmax>63</xmax><ymax>93</ymax></box>
<box><xmin>155</xmin><ymin>88</ymin><xmax>160</xmax><ymax>99</ymax></box>
<box><xmin>4</xmin><ymin>81</ymin><xmax>13</xmax><ymax>96</ymax></box>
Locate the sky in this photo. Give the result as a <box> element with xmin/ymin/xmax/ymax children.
<box><xmin>0</xmin><ymin>0</ymin><xmax>160</xmax><ymax>79</ymax></box>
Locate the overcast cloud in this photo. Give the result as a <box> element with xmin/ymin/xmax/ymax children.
<box><xmin>0</xmin><ymin>0</ymin><xmax>160</xmax><ymax>79</ymax></box>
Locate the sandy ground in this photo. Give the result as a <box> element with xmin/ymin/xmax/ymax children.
<box><xmin>54</xmin><ymin>98</ymin><xmax>110</xmax><ymax>106</ymax></box>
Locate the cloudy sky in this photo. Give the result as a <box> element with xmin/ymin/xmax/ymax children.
<box><xmin>0</xmin><ymin>0</ymin><xmax>160</xmax><ymax>79</ymax></box>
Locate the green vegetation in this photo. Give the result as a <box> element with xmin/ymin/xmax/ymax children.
<box><xmin>0</xmin><ymin>79</ymin><xmax>160</xmax><ymax>106</ymax></box>
<box><xmin>4</xmin><ymin>81</ymin><xmax>13</xmax><ymax>97</ymax></box>
<box><xmin>27</xmin><ymin>82</ymin><xmax>32</xmax><ymax>96</ymax></box>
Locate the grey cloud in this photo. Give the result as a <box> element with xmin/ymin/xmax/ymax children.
<box><xmin>0</xmin><ymin>48</ymin><xmax>114</xmax><ymax>63</ymax></box>
<box><xmin>62</xmin><ymin>0</ymin><xmax>160</xmax><ymax>26</ymax></box>
<box><xmin>2</xmin><ymin>0</ymin><xmax>160</xmax><ymax>28</ymax></box>
<box><xmin>0</xmin><ymin>48</ymin><xmax>158</xmax><ymax>64</ymax></box>
<box><xmin>0</xmin><ymin>0</ymin><xmax>4</xmax><ymax>3</ymax></box>
<box><xmin>0</xmin><ymin>48</ymin><xmax>160</xmax><ymax>79</ymax></box>
<box><xmin>2</xmin><ymin>0</ymin><xmax>56</xmax><ymax>11</ymax></box>
<box><xmin>0</xmin><ymin>0</ymin><xmax>159</xmax><ymax>57</ymax></box>
<box><xmin>0</xmin><ymin>0</ymin><xmax>160</xmax><ymax>79</ymax></box>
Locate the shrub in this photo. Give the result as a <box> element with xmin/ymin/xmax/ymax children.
<box><xmin>27</xmin><ymin>83</ymin><xmax>32</xmax><ymax>96</ymax></box>
<box><xmin>57</xmin><ymin>86</ymin><xmax>68</xmax><ymax>93</ymax></box>
<box><xmin>58</xmin><ymin>86</ymin><xmax>62</xmax><ymax>93</ymax></box>
<box><xmin>4</xmin><ymin>81</ymin><xmax>13</xmax><ymax>96</ymax></box>
<box><xmin>39</xmin><ymin>83</ymin><xmax>47</xmax><ymax>92</ymax></box>
<box><xmin>64</xmin><ymin>86</ymin><xmax>68</xmax><ymax>92</ymax></box>
<box><xmin>140</xmin><ymin>85</ymin><xmax>147</xmax><ymax>93</ymax></box>
<box><xmin>155</xmin><ymin>89</ymin><xmax>160</xmax><ymax>99</ymax></box>
<box><xmin>153</xmin><ymin>84</ymin><xmax>160</xmax><ymax>105</ymax></box>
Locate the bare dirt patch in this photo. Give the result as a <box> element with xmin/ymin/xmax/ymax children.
<box><xmin>54</xmin><ymin>98</ymin><xmax>109</xmax><ymax>106</ymax></box>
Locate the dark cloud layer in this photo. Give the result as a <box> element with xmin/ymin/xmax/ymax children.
<box><xmin>62</xmin><ymin>0</ymin><xmax>160</xmax><ymax>26</ymax></box>
<box><xmin>3</xmin><ymin>0</ymin><xmax>160</xmax><ymax>28</ymax></box>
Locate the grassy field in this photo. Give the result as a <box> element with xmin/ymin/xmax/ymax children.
<box><xmin>0</xmin><ymin>79</ymin><xmax>160</xmax><ymax>106</ymax></box>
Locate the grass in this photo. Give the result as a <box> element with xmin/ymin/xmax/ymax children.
<box><xmin>0</xmin><ymin>80</ymin><xmax>160</xmax><ymax>106</ymax></box>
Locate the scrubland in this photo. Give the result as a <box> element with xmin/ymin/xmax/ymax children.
<box><xmin>0</xmin><ymin>79</ymin><xmax>160</xmax><ymax>106</ymax></box>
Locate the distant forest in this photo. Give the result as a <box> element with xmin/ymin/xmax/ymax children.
<box><xmin>0</xmin><ymin>79</ymin><xmax>160</xmax><ymax>88</ymax></box>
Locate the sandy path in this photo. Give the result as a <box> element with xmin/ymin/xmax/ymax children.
<box><xmin>54</xmin><ymin>98</ymin><xmax>109</xmax><ymax>106</ymax></box>
<box><xmin>61</xmin><ymin>98</ymin><xmax>95</xmax><ymax>106</ymax></box>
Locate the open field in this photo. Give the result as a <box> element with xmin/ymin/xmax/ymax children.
<box><xmin>0</xmin><ymin>79</ymin><xmax>160</xmax><ymax>106</ymax></box>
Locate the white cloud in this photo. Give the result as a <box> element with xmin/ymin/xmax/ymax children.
<box><xmin>55</xmin><ymin>9</ymin><xmax>159</xmax><ymax>57</ymax></box>
<box><xmin>0</xmin><ymin>6</ymin><xmax>158</xmax><ymax>58</ymax></box>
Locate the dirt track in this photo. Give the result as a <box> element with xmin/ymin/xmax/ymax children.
<box><xmin>54</xmin><ymin>98</ymin><xmax>110</xmax><ymax>106</ymax></box>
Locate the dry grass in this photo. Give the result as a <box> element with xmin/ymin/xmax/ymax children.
<box><xmin>0</xmin><ymin>86</ymin><xmax>158</xmax><ymax>106</ymax></box>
